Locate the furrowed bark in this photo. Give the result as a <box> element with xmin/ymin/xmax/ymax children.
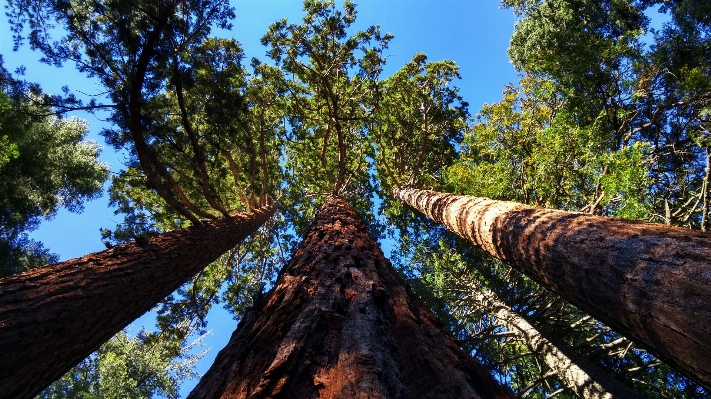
<box><xmin>187</xmin><ymin>196</ymin><xmax>514</xmax><ymax>399</ymax></box>
<box><xmin>468</xmin><ymin>285</ymin><xmax>641</xmax><ymax>398</ymax></box>
<box><xmin>394</xmin><ymin>187</ymin><xmax>711</xmax><ymax>390</ymax></box>
<box><xmin>0</xmin><ymin>205</ymin><xmax>275</xmax><ymax>399</ymax></box>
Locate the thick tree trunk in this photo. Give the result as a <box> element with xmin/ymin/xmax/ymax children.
<box><xmin>394</xmin><ymin>187</ymin><xmax>711</xmax><ymax>390</ymax></box>
<box><xmin>0</xmin><ymin>205</ymin><xmax>275</xmax><ymax>399</ymax></box>
<box><xmin>187</xmin><ymin>196</ymin><xmax>514</xmax><ymax>399</ymax></box>
<box><xmin>470</xmin><ymin>285</ymin><xmax>641</xmax><ymax>398</ymax></box>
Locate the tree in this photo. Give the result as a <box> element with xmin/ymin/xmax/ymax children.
<box><xmin>429</xmin><ymin>8</ymin><xmax>709</xmax><ymax>392</ymax></box>
<box><xmin>11</xmin><ymin>0</ymin><xmax>279</xmax><ymax>224</ymax></box>
<box><xmin>0</xmin><ymin>204</ymin><xmax>274</xmax><ymax>399</ymax></box>
<box><xmin>0</xmin><ymin>59</ymin><xmax>108</xmax><ymax>277</ymax></box>
<box><xmin>186</xmin><ymin>195</ymin><xmax>513</xmax><ymax>399</ymax></box>
<box><xmin>393</xmin><ymin>203</ymin><xmax>708</xmax><ymax>398</ymax></box>
<box><xmin>1</xmin><ymin>0</ymin><xmax>287</xmax><ymax>394</ymax></box>
<box><xmin>390</xmin><ymin>221</ymin><xmax>699</xmax><ymax>398</ymax></box>
<box><xmin>454</xmin><ymin>279</ymin><xmax>640</xmax><ymax>398</ymax></box>
<box><xmin>258</xmin><ymin>0</ymin><xmax>392</xmax><ymax>246</ymax></box>
<box><xmin>394</xmin><ymin>187</ymin><xmax>711</xmax><ymax>391</ymax></box>
<box><xmin>372</xmin><ymin>52</ymin><xmax>468</xmax><ymax>191</ymax></box>
<box><xmin>421</xmin><ymin>1</ymin><xmax>711</xmax><ymax>393</ymax></box>
<box><xmin>39</xmin><ymin>322</ymin><xmax>208</xmax><ymax>399</ymax></box>
<box><xmin>2</xmin><ymin>0</ymin><xmax>292</xmax><ymax>396</ymax></box>
<box><xmin>501</xmin><ymin>0</ymin><xmax>711</xmax><ymax>229</ymax></box>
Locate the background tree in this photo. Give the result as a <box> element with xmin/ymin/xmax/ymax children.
<box><xmin>0</xmin><ymin>59</ymin><xmax>108</xmax><ymax>277</ymax></box>
<box><xmin>448</xmin><ymin>75</ymin><xmax>650</xmax><ymax>217</ymax></box>
<box><xmin>502</xmin><ymin>0</ymin><xmax>711</xmax><ymax>228</ymax></box>
<box><xmin>371</xmin><ymin>51</ymin><xmax>468</xmax><ymax>243</ymax></box>
<box><xmin>372</xmin><ymin>52</ymin><xmax>467</xmax><ymax>191</ymax></box>
<box><xmin>260</xmin><ymin>0</ymin><xmax>392</xmax><ymax>239</ymax></box>
<box><xmin>39</xmin><ymin>322</ymin><xmax>208</xmax><ymax>399</ymax></box>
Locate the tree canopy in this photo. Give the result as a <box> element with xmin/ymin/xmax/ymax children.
<box><xmin>2</xmin><ymin>0</ymin><xmax>709</xmax><ymax>397</ymax></box>
<box><xmin>0</xmin><ymin>58</ymin><xmax>108</xmax><ymax>277</ymax></box>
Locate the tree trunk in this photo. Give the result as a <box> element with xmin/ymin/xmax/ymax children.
<box><xmin>187</xmin><ymin>196</ymin><xmax>514</xmax><ymax>399</ymax></box>
<box><xmin>0</xmin><ymin>205</ymin><xmax>275</xmax><ymax>399</ymax></box>
<box><xmin>470</xmin><ymin>285</ymin><xmax>641</xmax><ymax>398</ymax></box>
<box><xmin>394</xmin><ymin>187</ymin><xmax>711</xmax><ymax>391</ymax></box>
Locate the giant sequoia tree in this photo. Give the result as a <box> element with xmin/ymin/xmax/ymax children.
<box><xmin>187</xmin><ymin>196</ymin><xmax>513</xmax><ymax>398</ymax></box>
<box><xmin>0</xmin><ymin>204</ymin><xmax>275</xmax><ymax>399</ymax></box>
<box><xmin>2</xmin><ymin>0</ymin><xmax>710</xmax><ymax>397</ymax></box>
<box><xmin>403</xmin><ymin>0</ymin><xmax>711</xmax><ymax>395</ymax></box>
<box><xmin>1</xmin><ymin>0</ymin><xmax>283</xmax><ymax>397</ymax></box>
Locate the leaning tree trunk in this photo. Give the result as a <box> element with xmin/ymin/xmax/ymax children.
<box><xmin>394</xmin><ymin>187</ymin><xmax>711</xmax><ymax>391</ymax></box>
<box><xmin>0</xmin><ymin>205</ymin><xmax>275</xmax><ymax>399</ymax></box>
<box><xmin>187</xmin><ymin>196</ymin><xmax>514</xmax><ymax>399</ymax></box>
<box><xmin>469</xmin><ymin>284</ymin><xmax>641</xmax><ymax>399</ymax></box>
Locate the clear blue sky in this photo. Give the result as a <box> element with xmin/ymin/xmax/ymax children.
<box><xmin>1</xmin><ymin>1</ymin><xmax>519</xmax><ymax>396</ymax></box>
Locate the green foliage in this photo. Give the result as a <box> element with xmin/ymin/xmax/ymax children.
<box><xmin>0</xmin><ymin>233</ymin><xmax>58</xmax><ymax>277</ymax></box>
<box><xmin>0</xmin><ymin>95</ymin><xmax>107</xmax><ymax>230</ymax></box>
<box><xmin>0</xmin><ymin>61</ymin><xmax>108</xmax><ymax>277</ymax></box>
<box><xmin>370</xmin><ymin>53</ymin><xmax>468</xmax><ymax>242</ymax></box>
<box><xmin>0</xmin><ymin>92</ymin><xmax>19</xmax><ymax>167</ymax></box>
<box><xmin>261</xmin><ymin>0</ymin><xmax>393</xmax><ymax>237</ymax></box>
<box><xmin>502</xmin><ymin>0</ymin><xmax>711</xmax><ymax>229</ymax></box>
<box><xmin>38</xmin><ymin>324</ymin><xmax>207</xmax><ymax>399</ymax></box>
<box><xmin>373</xmin><ymin>52</ymin><xmax>468</xmax><ymax>191</ymax></box>
<box><xmin>448</xmin><ymin>75</ymin><xmax>651</xmax><ymax>217</ymax></box>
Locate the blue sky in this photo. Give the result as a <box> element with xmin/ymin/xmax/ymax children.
<box><xmin>1</xmin><ymin>0</ymin><xmax>519</xmax><ymax>396</ymax></box>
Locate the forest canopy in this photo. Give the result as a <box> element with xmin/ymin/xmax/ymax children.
<box><xmin>1</xmin><ymin>0</ymin><xmax>709</xmax><ymax>397</ymax></box>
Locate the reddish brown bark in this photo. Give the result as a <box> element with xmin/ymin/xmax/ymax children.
<box><xmin>395</xmin><ymin>187</ymin><xmax>711</xmax><ymax>390</ymax></box>
<box><xmin>0</xmin><ymin>205</ymin><xmax>275</xmax><ymax>399</ymax></box>
<box><xmin>187</xmin><ymin>196</ymin><xmax>513</xmax><ymax>399</ymax></box>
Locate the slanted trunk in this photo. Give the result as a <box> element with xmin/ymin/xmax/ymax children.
<box><xmin>394</xmin><ymin>187</ymin><xmax>711</xmax><ymax>390</ymax></box>
<box><xmin>187</xmin><ymin>196</ymin><xmax>513</xmax><ymax>399</ymax></box>
<box><xmin>0</xmin><ymin>205</ymin><xmax>275</xmax><ymax>399</ymax></box>
<box><xmin>470</xmin><ymin>285</ymin><xmax>641</xmax><ymax>398</ymax></box>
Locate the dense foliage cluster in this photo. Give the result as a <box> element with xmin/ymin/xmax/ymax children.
<box><xmin>0</xmin><ymin>58</ymin><xmax>108</xmax><ymax>277</ymax></box>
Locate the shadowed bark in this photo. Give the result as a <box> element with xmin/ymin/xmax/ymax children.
<box><xmin>0</xmin><ymin>205</ymin><xmax>275</xmax><ymax>399</ymax></box>
<box><xmin>469</xmin><ymin>285</ymin><xmax>642</xmax><ymax>398</ymax></box>
<box><xmin>394</xmin><ymin>187</ymin><xmax>711</xmax><ymax>391</ymax></box>
<box><xmin>187</xmin><ymin>196</ymin><xmax>514</xmax><ymax>399</ymax></box>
